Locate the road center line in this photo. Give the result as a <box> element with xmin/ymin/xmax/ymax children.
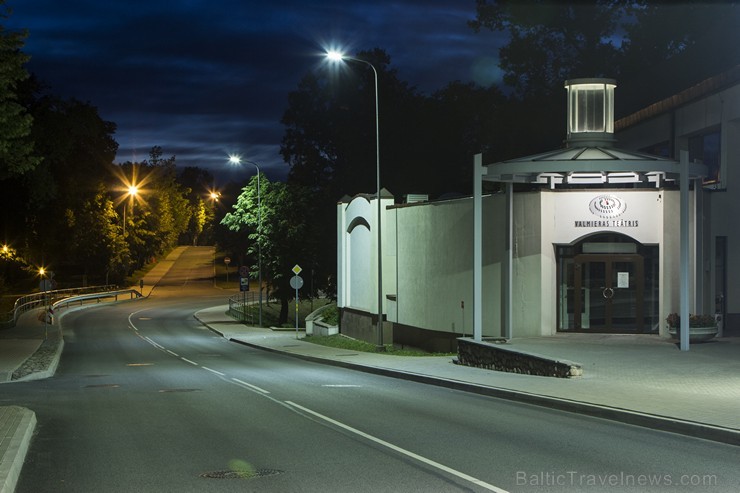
<box><xmin>201</xmin><ymin>366</ymin><xmax>225</xmax><ymax>376</ymax></box>
<box><xmin>144</xmin><ymin>336</ymin><xmax>164</xmax><ymax>350</ymax></box>
<box><xmin>180</xmin><ymin>357</ymin><xmax>198</xmax><ymax>366</ymax></box>
<box><xmin>167</xmin><ymin>350</ymin><xmax>179</xmax><ymax>357</ymax></box>
<box><xmin>232</xmin><ymin>378</ymin><xmax>270</xmax><ymax>394</ymax></box>
<box><xmin>284</xmin><ymin>401</ymin><xmax>508</xmax><ymax>493</ymax></box>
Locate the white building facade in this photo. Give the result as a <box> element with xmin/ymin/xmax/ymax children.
<box><xmin>337</xmin><ymin>71</ymin><xmax>738</xmax><ymax>351</ymax></box>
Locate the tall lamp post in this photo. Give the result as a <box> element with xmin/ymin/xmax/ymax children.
<box><xmin>229</xmin><ymin>155</ymin><xmax>262</xmax><ymax>327</ymax></box>
<box><xmin>327</xmin><ymin>50</ymin><xmax>384</xmax><ymax>351</ymax></box>
<box><xmin>122</xmin><ymin>185</ymin><xmax>138</xmax><ymax>236</ymax></box>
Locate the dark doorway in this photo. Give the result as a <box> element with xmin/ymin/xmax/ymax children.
<box><xmin>558</xmin><ymin>234</ymin><xmax>657</xmax><ymax>333</ymax></box>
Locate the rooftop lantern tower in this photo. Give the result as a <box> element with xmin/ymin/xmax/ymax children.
<box><xmin>565</xmin><ymin>78</ymin><xmax>616</xmax><ymax>147</ymax></box>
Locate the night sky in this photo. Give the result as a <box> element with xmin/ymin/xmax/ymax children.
<box><xmin>5</xmin><ymin>0</ymin><xmax>506</xmax><ymax>181</ymax></box>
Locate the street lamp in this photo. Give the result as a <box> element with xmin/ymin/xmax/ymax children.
<box><xmin>122</xmin><ymin>185</ymin><xmax>138</xmax><ymax>236</ymax></box>
<box><xmin>229</xmin><ymin>155</ymin><xmax>263</xmax><ymax>327</ymax></box>
<box><xmin>326</xmin><ymin>50</ymin><xmax>384</xmax><ymax>351</ymax></box>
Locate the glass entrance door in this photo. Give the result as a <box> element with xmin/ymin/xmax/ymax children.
<box><xmin>572</xmin><ymin>254</ymin><xmax>644</xmax><ymax>332</ymax></box>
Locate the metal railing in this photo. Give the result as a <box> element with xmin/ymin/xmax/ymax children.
<box><xmin>228</xmin><ymin>291</ymin><xmax>260</xmax><ymax>325</ymax></box>
<box><xmin>1</xmin><ymin>285</ymin><xmax>122</xmax><ymax>329</ymax></box>
<box><xmin>52</xmin><ymin>289</ymin><xmax>143</xmax><ymax>312</ymax></box>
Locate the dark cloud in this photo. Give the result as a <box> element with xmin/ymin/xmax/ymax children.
<box><xmin>5</xmin><ymin>0</ymin><xmax>506</xmax><ymax>181</ymax></box>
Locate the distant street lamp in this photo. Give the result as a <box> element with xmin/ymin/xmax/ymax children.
<box><xmin>122</xmin><ymin>185</ymin><xmax>138</xmax><ymax>236</ymax></box>
<box><xmin>326</xmin><ymin>49</ymin><xmax>384</xmax><ymax>351</ymax></box>
<box><xmin>229</xmin><ymin>155</ymin><xmax>263</xmax><ymax>327</ymax></box>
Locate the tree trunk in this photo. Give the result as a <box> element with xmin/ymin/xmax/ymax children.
<box><xmin>278</xmin><ymin>292</ymin><xmax>289</xmax><ymax>325</ymax></box>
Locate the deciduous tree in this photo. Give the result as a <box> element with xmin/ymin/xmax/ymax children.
<box><xmin>0</xmin><ymin>1</ymin><xmax>40</xmax><ymax>179</ymax></box>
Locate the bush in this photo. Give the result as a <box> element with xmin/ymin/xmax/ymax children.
<box><xmin>322</xmin><ymin>304</ymin><xmax>339</xmax><ymax>326</ymax></box>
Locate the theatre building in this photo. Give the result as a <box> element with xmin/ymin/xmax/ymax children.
<box><xmin>337</xmin><ymin>70</ymin><xmax>738</xmax><ymax>352</ymax></box>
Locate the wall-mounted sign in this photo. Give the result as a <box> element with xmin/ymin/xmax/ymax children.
<box><xmin>589</xmin><ymin>194</ymin><xmax>627</xmax><ymax>219</ymax></box>
<box><xmin>575</xmin><ymin>194</ymin><xmax>637</xmax><ymax>228</ymax></box>
<box><xmin>552</xmin><ymin>190</ymin><xmax>662</xmax><ymax>244</ymax></box>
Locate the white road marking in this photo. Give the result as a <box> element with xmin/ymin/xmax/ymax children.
<box><xmin>181</xmin><ymin>357</ymin><xmax>198</xmax><ymax>366</ymax></box>
<box><xmin>284</xmin><ymin>401</ymin><xmax>508</xmax><ymax>493</ymax></box>
<box><xmin>144</xmin><ymin>336</ymin><xmax>164</xmax><ymax>350</ymax></box>
<box><xmin>232</xmin><ymin>378</ymin><xmax>270</xmax><ymax>394</ymax></box>
<box><xmin>321</xmin><ymin>384</ymin><xmax>362</xmax><ymax>388</ymax></box>
<box><xmin>167</xmin><ymin>350</ymin><xmax>179</xmax><ymax>357</ymax></box>
<box><xmin>201</xmin><ymin>366</ymin><xmax>225</xmax><ymax>376</ymax></box>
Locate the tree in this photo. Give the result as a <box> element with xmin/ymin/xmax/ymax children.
<box><xmin>66</xmin><ymin>184</ymin><xmax>130</xmax><ymax>284</ymax></box>
<box><xmin>221</xmin><ymin>174</ymin><xmax>318</xmax><ymax>325</ymax></box>
<box><xmin>178</xmin><ymin>166</ymin><xmax>216</xmax><ymax>245</ymax></box>
<box><xmin>0</xmin><ymin>1</ymin><xmax>40</xmax><ymax>179</ymax></box>
<box><xmin>618</xmin><ymin>1</ymin><xmax>740</xmax><ymax>114</ymax></box>
<box><xmin>116</xmin><ymin>147</ymin><xmax>193</xmax><ymax>270</ymax></box>
<box><xmin>469</xmin><ymin>0</ymin><xmax>630</xmax><ymax>100</ymax></box>
<box><xmin>470</xmin><ymin>1</ymin><xmax>740</xmax><ymax>115</ymax></box>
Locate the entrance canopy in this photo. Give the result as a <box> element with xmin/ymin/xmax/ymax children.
<box><xmin>480</xmin><ymin>146</ymin><xmax>707</xmax><ymax>188</ymax></box>
<box><xmin>473</xmin><ymin>78</ymin><xmax>709</xmax><ymax>351</ymax></box>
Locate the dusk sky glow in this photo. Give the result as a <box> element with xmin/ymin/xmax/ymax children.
<box><xmin>5</xmin><ymin>1</ymin><xmax>506</xmax><ymax>181</ymax></box>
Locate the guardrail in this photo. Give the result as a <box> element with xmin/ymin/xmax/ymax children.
<box><xmin>1</xmin><ymin>285</ymin><xmax>137</xmax><ymax>329</ymax></box>
<box><xmin>52</xmin><ymin>289</ymin><xmax>143</xmax><ymax>312</ymax></box>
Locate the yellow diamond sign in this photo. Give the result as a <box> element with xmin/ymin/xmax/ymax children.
<box><xmin>292</xmin><ymin>264</ymin><xmax>302</xmax><ymax>275</ymax></box>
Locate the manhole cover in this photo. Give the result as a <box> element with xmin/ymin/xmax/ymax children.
<box><xmin>200</xmin><ymin>469</ymin><xmax>283</xmax><ymax>479</ymax></box>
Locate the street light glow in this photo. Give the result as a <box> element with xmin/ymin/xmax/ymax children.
<box><xmin>326</xmin><ymin>50</ymin><xmax>344</xmax><ymax>62</ymax></box>
<box><xmin>128</xmin><ymin>185</ymin><xmax>139</xmax><ymax>196</ymax></box>
<box><xmin>228</xmin><ymin>155</ymin><xmax>241</xmax><ymax>165</ymax></box>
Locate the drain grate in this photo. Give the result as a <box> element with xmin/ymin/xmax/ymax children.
<box><xmin>200</xmin><ymin>469</ymin><xmax>283</xmax><ymax>479</ymax></box>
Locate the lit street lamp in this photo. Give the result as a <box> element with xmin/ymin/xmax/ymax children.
<box><xmin>326</xmin><ymin>49</ymin><xmax>384</xmax><ymax>351</ymax></box>
<box><xmin>122</xmin><ymin>185</ymin><xmax>138</xmax><ymax>236</ymax></box>
<box><xmin>229</xmin><ymin>155</ymin><xmax>263</xmax><ymax>327</ymax></box>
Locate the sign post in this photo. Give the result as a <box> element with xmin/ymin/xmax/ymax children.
<box><xmin>290</xmin><ymin>265</ymin><xmax>303</xmax><ymax>339</ymax></box>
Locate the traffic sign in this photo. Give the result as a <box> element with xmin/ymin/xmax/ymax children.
<box><xmin>224</xmin><ymin>257</ymin><xmax>231</xmax><ymax>265</ymax></box>
<box><xmin>239</xmin><ymin>265</ymin><xmax>249</xmax><ymax>277</ymax></box>
<box><xmin>239</xmin><ymin>276</ymin><xmax>250</xmax><ymax>291</ymax></box>
<box><xmin>292</xmin><ymin>264</ymin><xmax>302</xmax><ymax>275</ymax></box>
<box><xmin>290</xmin><ymin>275</ymin><xmax>303</xmax><ymax>290</ymax></box>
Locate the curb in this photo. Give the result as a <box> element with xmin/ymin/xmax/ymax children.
<box><xmin>0</xmin><ymin>407</ymin><xmax>36</xmax><ymax>493</ymax></box>
<box><xmin>201</xmin><ymin>320</ymin><xmax>740</xmax><ymax>448</ymax></box>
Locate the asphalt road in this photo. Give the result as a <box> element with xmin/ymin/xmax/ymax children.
<box><xmin>3</xmin><ymin>247</ymin><xmax>738</xmax><ymax>492</ymax></box>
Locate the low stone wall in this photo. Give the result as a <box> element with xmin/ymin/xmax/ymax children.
<box><xmin>340</xmin><ymin>308</ymin><xmax>393</xmax><ymax>345</ymax></box>
<box><xmin>456</xmin><ymin>338</ymin><xmax>582</xmax><ymax>378</ymax></box>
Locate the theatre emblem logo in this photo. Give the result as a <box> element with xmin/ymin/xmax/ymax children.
<box><xmin>589</xmin><ymin>195</ymin><xmax>626</xmax><ymax>218</ymax></box>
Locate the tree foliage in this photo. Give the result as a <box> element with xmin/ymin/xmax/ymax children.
<box><xmin>0</xmin><ymin>1</ymin><xmax>40</xmax><ymax>179</ymax></box>
<box><xmin>221</xmin><ymin>174</ymin><xmax>318</xmax><ymax>324</ymax></box>
<box><xmin>470</xmin><ymin>0</ymin><xmax>740</xmax><ymax>112</ymax></box>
